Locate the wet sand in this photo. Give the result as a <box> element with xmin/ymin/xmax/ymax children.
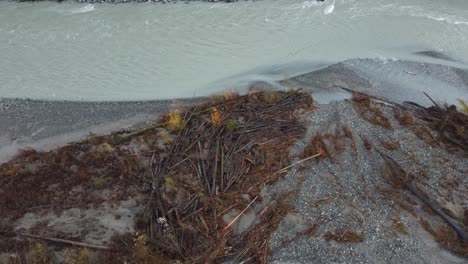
<box><xmin>0</xmin><ymin>97</ymin><xmax>204</xmax><ymax>162</ymax></box>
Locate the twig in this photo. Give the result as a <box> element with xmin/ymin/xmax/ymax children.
<box><xmin>25</xmin><ymin>204</ymin><xmax>57</xmax><ymax>211</ymax></box>
<box><xmin>168</xmin><ymin>157</ymin><xmax>189</xmax><ymax>170</ymax></box>
<box><xmin>181</xmin><ymin>207</ymin><xmax>205</xmax><ymax>222</ymax></box>
<box><xmin>217</xmin><ymin>203</ymin><xmax>239</xmax><ymax>218</ymax></box>
<box><xmin>212</xmin><ymin>136</ymin><xmax>220</xmax><ymax>196</ymax></box>
<box><xmin>275</xmin><ymin>153</ymin><xmax>322</xmax><ymax>174</ymax></box>
<box><xmin>223</xmin><ymin>196</ymin><xmax>258</xmax><ymax>232</ymax></box>
<box><xmin>403</xmin><ymin>70</ymin><xmax>416</xmax><ymax>75</ymax></box>
<box><xmin>423</xmin><ymin>92</ymin><xmax>441</xmax><ymax>110</ymax></box>
<box><xmin>16</xmin><ymin>233</ymin><xmax>113</xmax><ymax>250</ymax></box>
<box><xmin>333</xmin><ymin>84</ymin><xmax>403</xmax><ymax>108</ymax></box>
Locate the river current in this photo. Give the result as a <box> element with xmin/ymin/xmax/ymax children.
<box><xmin>1</xmin><ymin>0</ymin><xmax>468</xmax><ymax>101</ymax></box>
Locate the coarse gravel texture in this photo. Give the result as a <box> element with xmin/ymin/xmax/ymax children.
<box><xmin>261</xmin><ymin>99</ymin><xmax>467</xmax><ymax>264</ymax></box>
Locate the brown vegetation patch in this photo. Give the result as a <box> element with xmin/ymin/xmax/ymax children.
<box><xmin>352</xmin><ymin>94</ymin><xmax>392</xmax><ymax>130</ymax></box>
<box><xmin>0</xmin><ymin>134</ymin><xmax>149</xmax><ymax>220</ymax></box>
<box><xmin>379</xmin><ymin>151</ymin><xmax>468</xmax><ymax>257</ymax></box>
<box><xmin>393</xmin><ymin>107</ymin><xmax>415</xmax><ymax>126</ymax></box>
<box><xmin>381</xmin><ymin>141</ymin><xmax>401</xmax><ymax>151</ymax></box>
<box><xmin>302</xmin><ymin>134</ymin><xmax>330</xmax><ymax>160</ymax></box>
<box><xmin>385</xmin><ymin>218</ymin><xmax>408</xmax><ymax>238</ymax></box>
<box><xmin>360</xmin><ymin>136</ymin><xmax>372</xmax><ymax>151</ymax></box>
<box><xmin>323</xmin><ymin>230</ymin><xmax>365</xmax><ymax>243</ymax></box>
<box><xmin>420</xmin><ymin>219</ymin><xmax>468</xmax><ymax>257</ymax></box>
<box><xmin>412</xmin><ymin>126</ymin><xmax>438</xmax><ymax>146</ymax></box>
<box><xmin>343</xmin><ymin>126</ymin><xmax>358</xmax><ymax>156</ymax></box>
<box><xmin>301</xmin><ymin>126</ymin><xmax>358</xmax><ymax>160</ymax></box>
<box><xmin>405</xmin><ymin>101</ymin><xmax>468</xmax><ymax>153</ymax></box>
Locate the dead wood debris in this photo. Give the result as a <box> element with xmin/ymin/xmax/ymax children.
<box><xmin>137</xmin><ymin>90</ymin><xmax>315</xmax><ymax>263</ymax></box>
<box><xmin>0</xmin><ymin>90</ymin><xmax>314</xmax><ymax>263</ymax></box>
<box><xmin>404</xmin><ymin>100</ymin><xmax>468</xmax><ymax>154</ymax></box>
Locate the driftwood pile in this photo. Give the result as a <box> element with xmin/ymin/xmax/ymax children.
<box><xmin>404</xmin><ymin>98</ymin><xmax>468</xmax><ymax>154</ymax></box>
<box><xmin>138</xmin><ymin>90</ymin><xmax>314</xmax><ymax>263</ymax></box>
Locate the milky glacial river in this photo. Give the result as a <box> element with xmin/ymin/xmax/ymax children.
<box><xmin>1</xmin><ymin>0</ymin><xmax>468</xmax><ymax>101</ymax></box>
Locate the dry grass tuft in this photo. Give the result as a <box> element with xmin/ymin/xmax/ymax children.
<box><xmin>457</xmin><ymin>99</ymin><xmax>468</xmax><ymax>114</ymax></box>
<box><xmin>382</xmin><ymin>141</ymin><xmax>401</xmax><ymax>151</ymax></box>
<box><xmin>420</xmin><ymin>219</ymin><xmax>468</xmax><ymax>257</ymax></box>
<box><xmin>385</xmin><ymin>218</ymin><xmax>408</xmax><ymax>238</ymax></box>
<box><xmin>412</xmin><ymin>126</ymin><xmax>438</xmax><ymax>146</ymax></box>
<box><xmin>393</xmin><ymin>107</ymin><xmax>415</xmax><ymax>126</ymax></box>
<box><xmin>343</xmin><ymin>125</ymin><xmax>358</xmax><ymax>157</ymax></box>
<box><xmin>223</xmin><ymin>90</ymin><xmax>239</xmax><ymax>101</ymax></box>
<box><xmin>167</xmin><ymin>111</ymin><xmax>183</xmax><ymax>131</ymax></box>
<box><xmin>301</xmin><ymin>134</ymin><xmax>329</xmax><ymax>160</ymax></box>
<box><xmin>210</xmin><ymin>107</ymin><xmax>223</xmax><ymax>127</ymax></box>
<box><xmin>260</xmin><ymin>91</ymin><xmax>284</xmax><ymax>105</ymax></box>
<box><xmin>352</xmin><ymin>94</ymin><xmax>392</xmax><ymax>130</ymax></box>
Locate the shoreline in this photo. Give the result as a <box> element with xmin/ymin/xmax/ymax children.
<box><xmin>1</xmin><ymin>90</ymin><xmax>467</xmax><ymax>263</ymax></box>
<box><xmin>2</xmin><ymin>55</ymin><xmax>468</xmax><ymax>162</ymax></box>
<box><xmin>0</xmin><ymin>97</ymin><xmax>206</xmax><ymax>163</ymax></box>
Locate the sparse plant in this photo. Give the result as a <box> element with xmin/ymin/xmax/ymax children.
<box><xmin>93</xmin><ymin>177</ymin><xmax>106</xmax><ymax>189</ymax></box>
<box><xmin>210</xmin><ymin>94</ymin><xmax>224</xmax><ymax>103</ymax></box>
<box><xmin>164</xmin><ymin>176</ymin><xmax>175</xmax><ymax>190</ymax></box>
<box><xmin>64</xmin><ymin>248</ymin><xmax>90</xmax><ymax>264</ymax></box>
<box><xmin>132</xmin><ymin>233</ymin><xmax>150</xmax><ymax>260</ymax></box>
<box><xmin>211</xmin><ymin>107</ymin><xmax>223</xmax><ymax>127</ymax></box>
<box><xmin>223</xmin><ymin>90</ymin><xmax>238</xmax><ymax>101</ymax></box>
<box><xmin>261</xmin><ymin>91</ymin><xmax>283</xmax><ymax>105</ymax></box>
<box><xmin>167</xmin><ymin>111</ymin><xmax>183</xmax><ymax>131</ymax></box>
<box><xmin>382</xmin><ymin>141</ymin><xmax>400</xmax><ymax>150</ymax></box>
<box><xmin>131</xmin><ymin>233</ymin><xmax>172</xmax><ymax>264</ymax></box>
<box><xmin>30</xmin><ymin>241</ymin><xmax>51</xmax><ymax>264</ymax></box>
<box><xmin>225</xmin><ymin>119</ymin><xmax>237</xmax><ymax>133</ymax></box>
<box><xmin>457</xmin><ymin>99</ymin><xmax>468</xmax><ymax>114</ymax></box>
<box><xmin>98</xmin><ymin>142</ymin><xmax>114</xmax><ymax>152</ymax></box>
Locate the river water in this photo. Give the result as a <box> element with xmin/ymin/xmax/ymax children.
<box><xmin>1</xmin><ymin>0</ymin><xmax>468</xmax><ymax>101</ymax></box>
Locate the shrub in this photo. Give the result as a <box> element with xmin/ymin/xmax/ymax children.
<box><xmin>168</xmin><ymin>111</ymin><xmax>183</xmax><ymax>131</ymax></box>
<box><xmin>225</xmin><ymin>119</ymin><xmax>238</xmax><ymax>133</ymax></box>
<box><xmin>211</xmin><ymin>107</ymin><xmax>223</xmax><ymax>127</ymax></box>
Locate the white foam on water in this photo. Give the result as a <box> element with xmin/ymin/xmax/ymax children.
<box><xmin>71</xmin><ymin>4</ymin><xmax>95</xmax><ymax>14</ymax></box>
<box><xmin>301</xmin><ymin>1</ymin><xmax>321</xmax><ymax>9</ymax></box>
<box><xmin>324</xmin><ymin>0</ymin><xmax>335</xmax><ymax>15</ymax></box>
